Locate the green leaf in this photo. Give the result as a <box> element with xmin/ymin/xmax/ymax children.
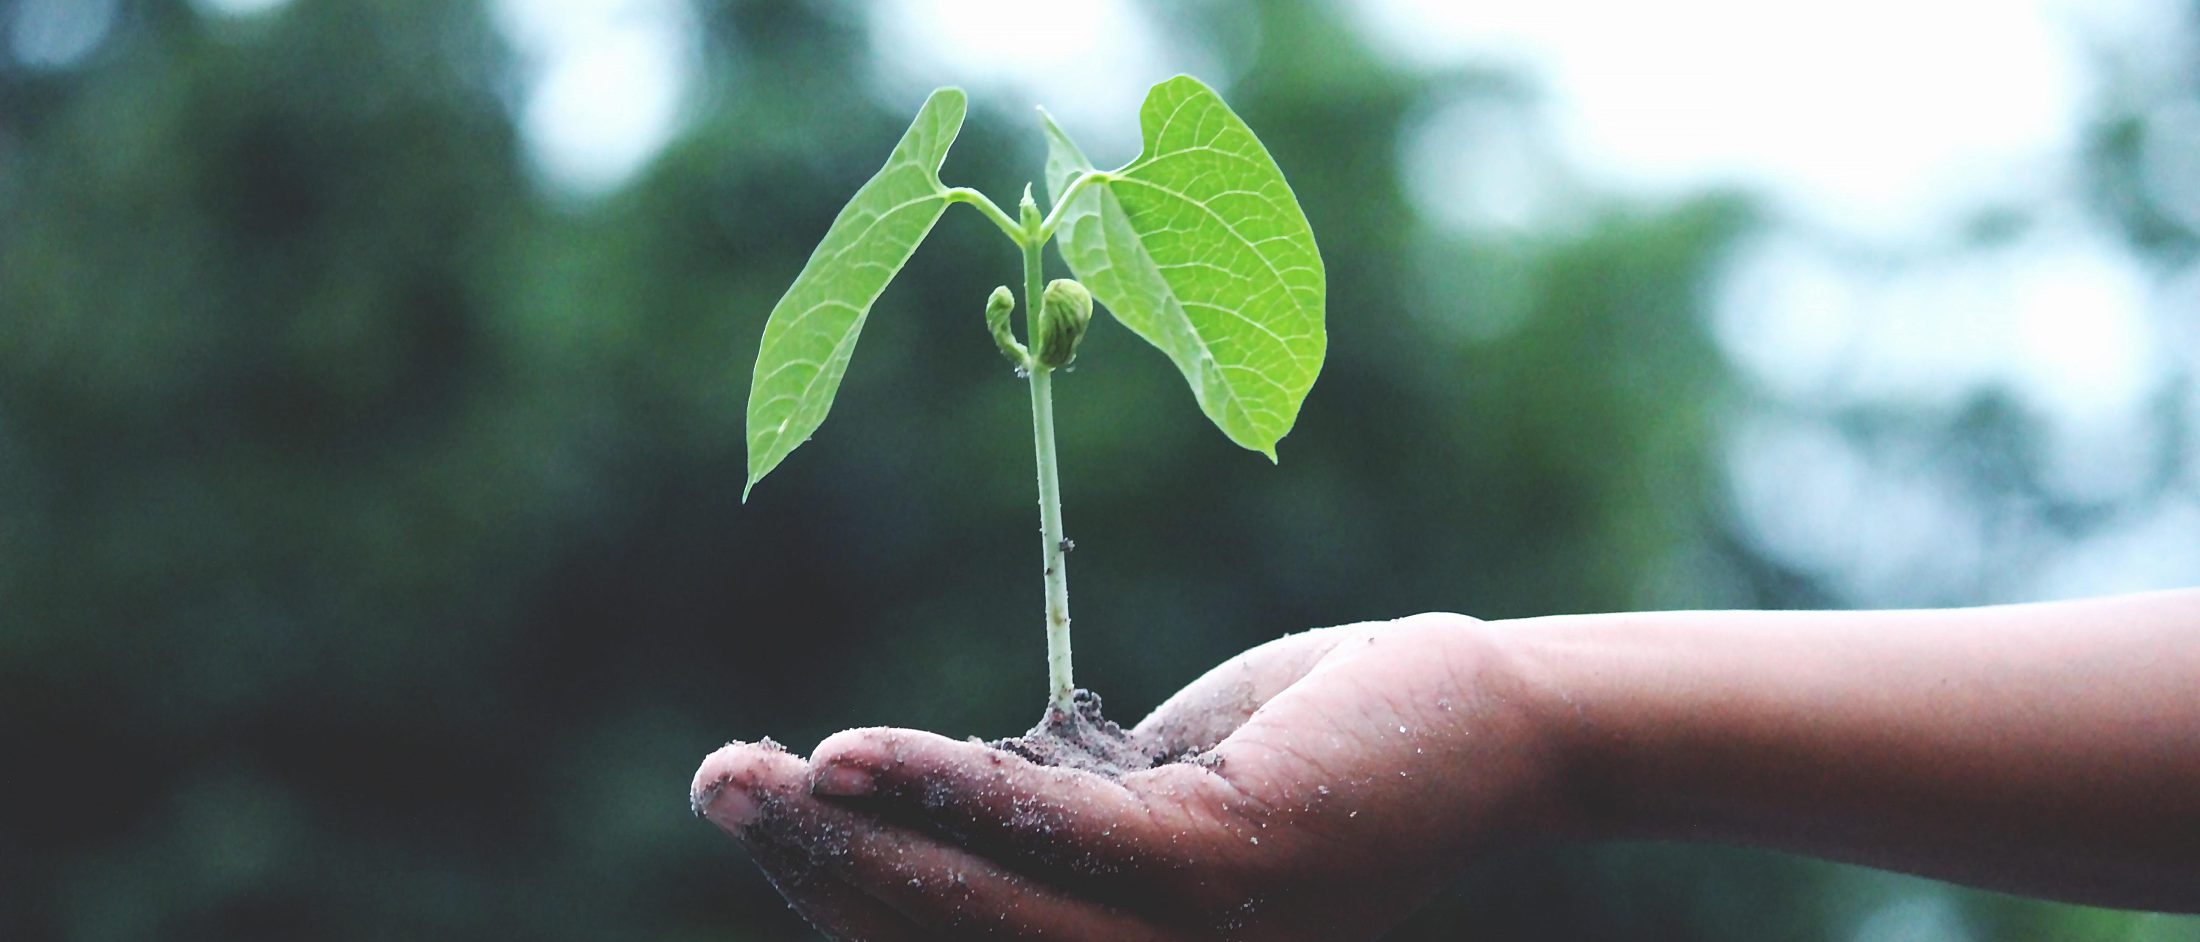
<box><xmin>1044</xmin><ymin>75</ymin><xmax>1326</xmax><ymax>460</ymax></box>
<box><xmin>744</xmin><ymin>88</ymin><xmax>967</xmax><ymax>498</ymax></box>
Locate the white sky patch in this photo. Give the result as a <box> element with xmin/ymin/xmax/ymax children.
<box><xmin>2140</xmin><ymin>100</ymin><xmax>2200</xmax><ymax>232</ymax></box>
<box><xmin>1715</xmin><ymin>227</ymin><xmax>2164</xmax><ymax>425</ymax></box>
<box><xmin>190</xmin><ymin>0</ymin><xmax>294</xmax><ymax>17</ymax></box>
<box><xmin>2167</xmin><ymin>261</ymin><xmax>2200</xmax><ymax>497</ymax></box>
<box><xmin>867</xmin><ymin>0</ymin><xmax>1187</xmax><ymax>166</ymax></box>
<box><xmin>1726</xmin><ymin>413</ymin><xmax>1988</xmax><ymax>606</ymax></box>
<box><xmin>1356</xmin><ymin>0</ymin><xmax>2149</xmax><ymax>240</ymax></box>
<box><xmin>493</xmin><ymin>0</ymin><xmax>697</xmax><ymax>198</ymax></box>
<box><xmin>7</xmin><ymin>0</ymin><xmax>116</xmax><ymax>69</ymax></box>
<box><xmin>2031</xmin><ymin>497</ymin><xmax>2200</xmax><ymax>601</ymax></box>
<box><xmin>1849</xmin><ymin>894</ymin><xmax>1976</xmax><ymax>942</ymax></box>
<box><xmin>2035</xmin><ymin>402</ymin><xmax>2166</xmax><ymax>507</ymax></box>
<box><xmin>1363</xmin><ymin>0</ymin><xmax>2195</xmax><ymax>606</ymax></box>
<box><xmin>1729</xmin><ymin>402</ymin><xmax>2200</xmax><ymax>604</ymax></box>
<box><xmin>1402</xmin><ymin>93</ymin><xmax>1581</xmax><ymax>234</ymax></box>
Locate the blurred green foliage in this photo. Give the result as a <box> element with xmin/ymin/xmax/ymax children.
<box><xmin>1</xmin><ymin>1</ymin><xmax>2193</xmax><ymax>940</ymax></box>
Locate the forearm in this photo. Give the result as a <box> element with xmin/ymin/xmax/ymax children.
<box><xmin>1500</xmin><ymin>590</ymin><xmax>2200</xmax><ymax>912</ymax></box>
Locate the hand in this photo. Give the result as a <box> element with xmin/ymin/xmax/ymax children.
<box><xmin>690</xmin><ymin>614</ymin><xmax>1578</xmax><ymax>940</ymax></box>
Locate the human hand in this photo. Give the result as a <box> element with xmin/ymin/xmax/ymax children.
<box><xmin>691</xmin><ymin>614</ymin><xmax>1579</xmax><ymax>940</ymax></box>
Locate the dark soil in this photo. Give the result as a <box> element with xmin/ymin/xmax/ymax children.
<box><xmin>988</xmin><ymin>688</ymin><xmax>1170</xmax><ymax>778</ymax></box>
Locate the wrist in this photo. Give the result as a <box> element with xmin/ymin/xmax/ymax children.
<box><xmin>1486</xmin><ymin>614</ymin><xmax>1646</xmax><ymax>843</ymax></box>
<box><xmin>1408</xmin><ymin>615</ymin><xmax>1611</xmax><ymax>850</ymax></box>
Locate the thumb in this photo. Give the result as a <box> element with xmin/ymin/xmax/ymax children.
<box><xmin>1131</xmin><ymin>626</ymin><xmax>1354</xmax><ymax>756</ymax></box>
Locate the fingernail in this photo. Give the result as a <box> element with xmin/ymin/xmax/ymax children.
<box><xmin>694</xmin><ymin>778</ymin><xmax>761</xmax><ymax>829</ymax></box>
<box><xmin>812</xmin><ymin>762</ymin><xmax>876</xmax><ymax>798</ymax></box>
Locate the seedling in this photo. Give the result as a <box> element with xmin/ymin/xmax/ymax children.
<box><xmin>744</xmin><ymin>76</ymin><xmax>1325</xmax><ymax>727</ymax></box>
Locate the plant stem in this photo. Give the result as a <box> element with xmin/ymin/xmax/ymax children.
<box><xmin>1032</xmin><ymin>171</ymin><xmax>1111</xmax><ymax>243</ymax></box>
<box><xmin>945</xmin><ymin>187</ymin><xmax>1022</xmax><ymax>242</ymax></box>
<box><xmin>1023</xmin><ymin>232</ymin><xmax>1075</xmax><ymax>712</ymax></box>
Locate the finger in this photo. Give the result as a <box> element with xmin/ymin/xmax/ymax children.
<box><xmin>809</xmin><ymin>728</ymin><xmax>1232</xmax><ymax>878</ymax></box>
<box><xmin>716</xmin><ymin>742</ymin><xmax>1177</xmax><ymax>940</ymax></box>
<box><xmin>693</xmin><ymin>742</ymin><xmax>929</xmax><ymax>941</ymax></box>
<box><xmin>764</xmin><ymin>794</ymin><xmax>1181</xmax><ymax>940</ymax></box>
<box><xmin>1133</xmin><ymin>626</ymin><xmax>1353</xmax><ymax>754</ymax></box>
<box><xmin>746</xmin><ymin>829</ymin><xmax>935</xmax><ymax>942</ymax></box>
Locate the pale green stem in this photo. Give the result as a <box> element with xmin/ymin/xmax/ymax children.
<box><xmin>1023</xmin><ymin>231</ymin><xmax>1075</xmax><ymax>712</ymax></box>
<box><xmin>945</xmin><ymin>187</ymin><xmax>1022</xmax><ymax>243</ymax></box>
<box><xmin>1033</xmin><ymin>171</ymin><xmax>1112</xmax><ymax>244</ymax></box>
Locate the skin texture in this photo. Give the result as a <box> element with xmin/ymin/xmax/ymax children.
<box><xmin>692</xmin><ymin>590</ymin><xmax>2200</xmax><ymax>939</ymax></box>
<box><xmin>1519</xmin><ymin>589</ymin><xmax>2200</xmax><ymax>911</ymax></box>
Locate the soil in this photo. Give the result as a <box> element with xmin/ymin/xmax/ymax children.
<box><xmin>987</xmin><ymin>688</ymin><xmax>1174</xmax><ymax>778</ymax></box>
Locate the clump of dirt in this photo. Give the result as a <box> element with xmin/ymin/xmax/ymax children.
<box><xmin>988</xmin><ymin>689</ymin><xmax>1167</xmax><ymax>778</ymax></box>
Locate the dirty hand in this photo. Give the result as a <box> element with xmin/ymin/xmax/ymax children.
<box><xmin>690</xmin><ymin>614</ymin><xmax>1578</xmax><ymax>940</ymax></box>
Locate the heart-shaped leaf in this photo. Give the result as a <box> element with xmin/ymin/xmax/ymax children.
<box><xmin>1045</xmin><ymin>76</ymin><xmax>1326</xmax><ymax>459</ymax></box>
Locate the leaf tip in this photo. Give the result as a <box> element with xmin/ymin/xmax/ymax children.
<box><xmin>743</xmin><ymin>447</ymin><xmax>777</xmax><ymax>503</ymax></box>
<box><xmin>923</xmin><ymin>86</ymin><xmax>969</xmax><ymax>129</ymax></box>
<box><xmin>1155</xmin><ymin>73</ymin><xmax>1214</xmax><ymax>95</ymax></box>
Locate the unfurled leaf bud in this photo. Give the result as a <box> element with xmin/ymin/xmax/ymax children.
<box><xmin>1033</xmin><ymin>278</ymin><xmax>1092</xmax><ymax>369</ymax></box>
<box><xmin>1018</xmin><ymin>182</ymin><xmax>1042</xmax><ymax>230</ymax></box>
<box><xmin>985</xmin><ymin>285</ymin><xmax>1027</xmax><ymax>367</ymax></box>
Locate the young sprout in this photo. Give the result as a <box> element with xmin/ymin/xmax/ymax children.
<box><xmin>743</xmin><ymin>76</ymin><xmax>1326</xmax><ymax>714</ymax></box>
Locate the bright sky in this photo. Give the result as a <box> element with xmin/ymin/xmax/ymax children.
<box><xmin>868</xmin><ymin>0</ymin><xmax>1187</xmax><ymax>157</ymax></box>
<box><xmin>1363</xmin><ymin>0</ymin><xmax>2112</xmax><ymax>238</ymax></box>
<box><xmin>483</xmin><ymin>0</ymin><xmax>2177</xmax><ymax>232</ymax></box>
<box><xmin>491</xmin><ymin>0</ymin><xmax>696</xmax><ymax>197</ymax></box>
<box><xmin>192</xmin><ymin>0</ymin><xmax>292</xmax><ymax>17</ymax></box>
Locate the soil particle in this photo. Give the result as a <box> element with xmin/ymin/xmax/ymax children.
<box><xmin>989</xmin><ymin>689</ymin><xmax>1167</xmax><ymax>778</ymax></box>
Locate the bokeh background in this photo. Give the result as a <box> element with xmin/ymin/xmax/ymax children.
<box><xmin>4</xmin><ymin>0</ymin><xmax>2198</xmax><ymax>939</ymax></box>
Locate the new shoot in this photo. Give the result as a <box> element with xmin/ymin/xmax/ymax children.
<box><xmin>742</xmin><ymin>76</ymin><xmax>1326</xmax><ymax>717</ymax></box>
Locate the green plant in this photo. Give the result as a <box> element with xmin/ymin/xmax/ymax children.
<box><xmin>744</xmin><ymin>76</ymin><xmax>1325</xmax><ymax>715</ymax></box>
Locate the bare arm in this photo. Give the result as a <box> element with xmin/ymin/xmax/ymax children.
<box><xmin>1511</xmin><ymin>588</ymin><xmax>2200</xmax><ymax>911</ymax></box>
